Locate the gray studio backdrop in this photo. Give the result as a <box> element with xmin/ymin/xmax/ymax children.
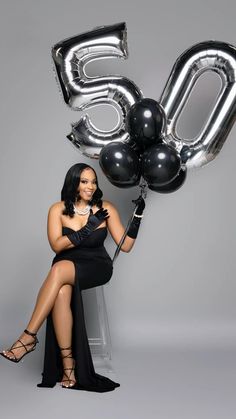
<box><xmin>0</xmin><ymin>0</ymin><xmax>236</xmax><ymax>361</ymax></box>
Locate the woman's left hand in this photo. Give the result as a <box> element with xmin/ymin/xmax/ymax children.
<box><xmin>132</xmin><ymin>195</ymin><xmax>145</xmax><ymax>215</ymax></box>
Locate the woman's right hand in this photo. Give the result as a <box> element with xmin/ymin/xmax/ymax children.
<box><xmin>88</xmin><ymin>207</ymin><xmax>109</xmax><ymax>229</ymax></box>
<box><xmin>66</xmin><ymin>208</ymin><xmax>109</xmax><ymax>247</ymax></box>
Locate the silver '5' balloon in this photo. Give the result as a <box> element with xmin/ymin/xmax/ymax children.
<box><xmin>52</xmin><ymin>22</ymin><xmax>143</xmax><ymax>159</ymax></box>
<box><xmin>160</xmin><ymin>41</ymin><xmax>236</xmax><ymax>168</ymax></box>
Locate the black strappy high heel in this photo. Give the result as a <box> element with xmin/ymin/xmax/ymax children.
<box><xmin>0</xmin><ymin>329</ymin><xmax>39</xmax><ymax>363</ymax></box>
<box><xmin>60</xmin><ymin>346</ymin><xmax>77</xmax><ymax>389</ymax></box>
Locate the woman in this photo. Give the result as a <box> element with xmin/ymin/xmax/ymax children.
<box><xmin>0</xmin><ymin>163</ymin><xmax>145</xmax><ymax>392</ymax></box>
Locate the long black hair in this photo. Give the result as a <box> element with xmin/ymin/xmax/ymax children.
<box><xmin>61</xmin><ymin>163</ymin><xmax>103</xmax><ymax>218</ymax></box>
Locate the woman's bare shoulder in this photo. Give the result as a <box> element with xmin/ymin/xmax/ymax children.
<box><xmin>102</xmin><ymin>199</ymin><xmax>116</xmax><ymax>209</ymax></box>
<box><xmin>48</xmin><ymin>201</ymin><xmax>64</xmax><ymax>214</ymax></box>
<box><xmin>102</xmin><ymin>200</ymin><xmax>118</xmax><ymax>213</ymax></box>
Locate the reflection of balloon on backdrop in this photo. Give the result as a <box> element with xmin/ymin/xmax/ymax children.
<box><xmin>52</xmin><ymin>24</ymin><xmax>236</xmax><ymax>196</ymax></box>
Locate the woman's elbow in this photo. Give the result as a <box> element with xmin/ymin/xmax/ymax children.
<box><xmin>121</xmin><ymin>245</ymin><xmax>133</xmax><ymax>253</ymax></box>
<box><xmin>51</xmin><ymin>246</ymin><xmax>58</xmax><ymax>254</ymax></box>
<box><xmin>49</xmin><ymin>242</ymin><xmax>60</xmax><ymax>254</ymax></box>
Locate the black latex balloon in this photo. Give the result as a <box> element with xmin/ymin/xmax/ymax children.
<box><xmin>129</xmin><ymin>138</ymin><xmax>143</xmax><ymax>159</ymax></box>
<box><xmin>142</xmin><ymin>143</ymin><xmax>181</xmax><ymax>186</ymax></box>
<box><xmin>148</xmin><ymin>167</ymin><xmax>187</xmax><ymax>193</ymax></box>
<box><xmin>99</xmin><ymin>141</ymin><xmax>141</xmax><ymax>188</ymax></box>
<box><xmin>126</xmin><ymin>98</ymin><xmax>166</xmax><ymax>151</ymax></box>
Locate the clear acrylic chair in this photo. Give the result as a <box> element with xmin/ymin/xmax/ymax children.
<box><xmin>82</xmin><ymin>285</ymin><xmax>113</xmax><ymax>373</ymax></box>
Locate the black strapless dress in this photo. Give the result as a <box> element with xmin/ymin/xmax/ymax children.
<box><xmin>37</xmin><ymin>226</ymin><xmax>120</xmax><ymax>392</ymax></box>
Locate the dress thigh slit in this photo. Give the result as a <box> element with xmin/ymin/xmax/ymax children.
<box><xmin>37</xmin><ymin>257</ymin><xmax>120</xmax><ymax>392</ymax></box>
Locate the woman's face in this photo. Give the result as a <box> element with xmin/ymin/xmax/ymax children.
<box><xmin>77</xmin><ymin>168</ymin><xmax>97</xmax><ymax>201</ymax></box>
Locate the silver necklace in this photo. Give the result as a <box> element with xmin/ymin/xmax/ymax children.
<box><xmin>73</xmin><ymin>204</ymin><xmax>92</xmax><ymax>216</ymax></box>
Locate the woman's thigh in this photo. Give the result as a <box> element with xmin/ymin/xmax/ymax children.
<box><xmin>50</xmin><ymin>260</ymin><xmax>76</xmax><ymax>287</ymax></box>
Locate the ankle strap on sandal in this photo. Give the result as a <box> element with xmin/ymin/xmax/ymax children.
<box><xmin>60</xmin><ymin>346</ymin><xmax>73</xmax><ymax>359</ymax></box>
<box><xmin>24</xmin><ymin>329</ymin><xmax>37</xmax><ymax>337</ymax></box>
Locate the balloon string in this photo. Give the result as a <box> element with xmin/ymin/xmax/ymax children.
<box><xmin>112</xmin><ymin>178</ymin><xmax>148</xmax><ymax>265</ymax></box>
<box><xmin>112</xmin><ymin>204</ymin><xmax>138</xmax><ymax>265</ymax></box>
<box><xmin>139</xmin><ymin>177</ymin><xmax>148</xmax><ymax>199</ymax></box>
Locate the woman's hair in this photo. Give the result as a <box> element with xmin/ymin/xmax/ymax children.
<box><xmin>61</xmin><ymin>163</ymin><xmax>103</xmax><ymax>217</ymax></box>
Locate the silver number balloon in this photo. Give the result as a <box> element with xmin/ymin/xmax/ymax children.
<box><xmin>52</xmin><ymin>22</ymin><xmax>143</xmax><ymax>159</ymax></box>
<box><xmin>160</xmin><ymin>41</ymin><xmax>236</xmax><ymax>168</ymax></box>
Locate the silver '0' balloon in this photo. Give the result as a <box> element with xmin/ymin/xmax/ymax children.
<box><xmin>52</xmin><ymin>22</ymin><xmax>143</xmax><ymax>159</ymax></box>
<box><xmin>160</xmin><ymin>41</ymin><xmax>236</xmax><ymax>168</ymax></box>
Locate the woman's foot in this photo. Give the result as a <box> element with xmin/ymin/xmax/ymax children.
<box><xmin>0</xmin><ymin>329</ymin><xmax>38</xmax><ymax>363</ymax></box>
<box><xmin>60</xmin><ymin>347</ymin><xmax>77</xmax><ymax>388</ymax></box>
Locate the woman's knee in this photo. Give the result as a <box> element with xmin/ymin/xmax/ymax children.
<box><xmin>57</xmin><ymin>284</ymin><xmax>72</xmax><ymax>303</ymax></box>
<box><xmin>49</xmin><ymin>261</ymin><xmax>75</xmax><ymax>286</ymax></box>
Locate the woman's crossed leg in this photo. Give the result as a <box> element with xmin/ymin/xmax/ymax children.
<box><xmin>51</xmin><ymin>282</ymin><xmax>76</xmax><ymax>387</ymax></box>
<box><xmin>1</xmin><ymin>260</ymin><xmax>75</xmax><ymax>373</ymax></box>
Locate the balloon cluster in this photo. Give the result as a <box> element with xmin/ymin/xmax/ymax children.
<box><xmin>99</xmin><ymin>98</ymin><xmax>186</xmax><ymax>193</ymax></box>
<box><xmin>52</xmin><ymin>23</ymin><xmax>236</xmax><ymax>196</ymax></box>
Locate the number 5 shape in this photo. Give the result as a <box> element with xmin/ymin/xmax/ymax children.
<box><xmin>52</xmin><ymin>22</ymin><xmax>143</xmax><ymax>158</ymax></box>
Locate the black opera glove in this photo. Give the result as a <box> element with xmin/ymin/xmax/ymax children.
<box><xmin>127</xmin><ymin>196</ymin><xmax>145</xmax><ymax>239</ymax></box>
<box><xmin>132</xmin><ymin>196</ymin><xmax>145</xmax><ymax>215</ymax></box>
<box><xmin>66</xmin><ymin>208</ymin><xmax>109</xmax><ymax>246</ymax></box>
